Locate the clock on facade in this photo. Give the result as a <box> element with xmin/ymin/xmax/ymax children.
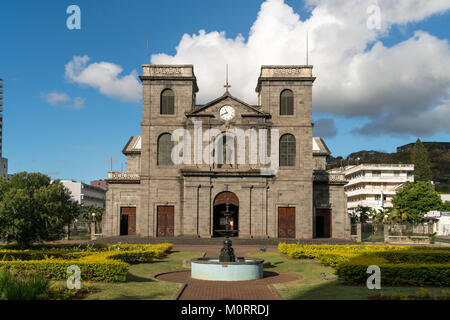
<box><xmin>219</xmin><ymin>105</ymin><xmax>235</xmax><ymax>121</ymax></box>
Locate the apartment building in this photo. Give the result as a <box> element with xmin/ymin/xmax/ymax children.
<box><xmin>0</xmin><ymin>78</ymin><xmax>8</xmax><ymax>180</ymax></box>
<box><xmin>60</xmin><ymin>180</ymin><xmax>106</xmax><ymax>209</ymax></box>
<box><xmin>341</xmin><ymin>164</ymin><xmax>414</xmax><ymax>213</ymax></box>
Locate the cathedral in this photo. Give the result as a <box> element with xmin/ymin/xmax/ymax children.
<box><xmin>102</xmin><ymin>64</ymin><xmax>350</xmax><ymax>239</ymax></box>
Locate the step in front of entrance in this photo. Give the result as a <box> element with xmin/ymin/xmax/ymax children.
<box><xmin>89</xmin><ymin>236</ymin><xmax>356</xmax><ymax>245</ymax></box>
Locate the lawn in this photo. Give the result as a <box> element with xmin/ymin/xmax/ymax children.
<box><xmin>249</xmin><ymin>252</ymin><xmax>450</xmax><ymax>300</ymax></box>
<box><xmin>84</xmin><ymin>251</ymin><xmax>202</xmax><ymax>300</ymax></box>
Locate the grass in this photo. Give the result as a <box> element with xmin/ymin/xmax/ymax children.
<box><xmin>68</xmin><ymin>234</ymin><xmax>91</xmax><ymax>240</ymax></box>
<box><xmin>249</xmin><ymin>252</ymin><xmax>450</xmax><ymax>300</ymax></box>
<box><xmin>84</xmin><ymin>251</ymin><xmax>202</xmax><ymax>300</ymax></box>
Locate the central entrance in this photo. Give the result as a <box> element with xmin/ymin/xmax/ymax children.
<box><xmin>213</xmin><ymin>191</ymin><xmax>239</xmax><ymax>237</ymax></box>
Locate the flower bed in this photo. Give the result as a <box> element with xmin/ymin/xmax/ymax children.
<box><xmin>0</xmin><ymin>243</ymin><xmax>173</xmax><ymax>282</ymax></box>
<box><xmin>278</xmin><ymin>243</ymin><xmax>450</xmax><ymax>286</ymax></box>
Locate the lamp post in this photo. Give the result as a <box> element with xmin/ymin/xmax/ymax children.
<box><xmin>91</xmin><ymin>212</ymin><xmax>96</xmax><ymax>240</ymax></box>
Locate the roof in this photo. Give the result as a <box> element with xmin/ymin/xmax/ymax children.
<box><xmin>313</xmin><ymin>137</ymin><xmax>331</xmax><ymax>156</ymax></box>
<box><xmin>122</xmin><ymin>136</ymin><xmax>141</xmax><ymax>155</ymax></box>
<box><xmin>186</xmin><ymin>91</ymin><xmax>269</xmax><ymax>117</ymax></box>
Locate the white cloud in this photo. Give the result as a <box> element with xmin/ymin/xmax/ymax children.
<box><xmin>65</xmin><ymin>55</ymin><xmax>141</xmax><ymax>103</ymax></box>
<box><xmin>42</xmin><ymin>91</ymin><xmax>85</xmax><ymax>110</ymax></box>
<box><xmin>43</xmin><ymin>92</ymin><xmax>70</xmax><ymax>105</ymax></box>
<box><xmin>151</xmin><ymin>0</ymin><xmax>450</xmax><ymax>136</ymax></box>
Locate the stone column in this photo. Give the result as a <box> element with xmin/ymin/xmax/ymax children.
<box><xmin>91</xmin><ymin>221</ymin><xmax>96</xmax><ymax>241</ymax></box>
<box><xmin>384</xmin><ymin>224</ymin><xmax>390</xmax><ymax>243</ymax></box>
<box><xmin>356</xmin><ymin>222</ymin><xmax>362</xmax><ymax>243</ymax></box>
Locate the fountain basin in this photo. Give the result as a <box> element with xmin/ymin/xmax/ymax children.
<box><xmin>191</xmin><ymin>258</ymin><xmax>264</xmax><ymax>281</ymax></box>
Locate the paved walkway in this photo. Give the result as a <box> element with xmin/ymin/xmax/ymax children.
<box><xmin>156</xmin><ymin>271</ymin><xmax>300</xmax><ymax>300</ymax></box>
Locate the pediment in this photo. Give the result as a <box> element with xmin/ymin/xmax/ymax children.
<box><xmin>186</xmin><ymin>92</ymin><xmax>270</xmax><ymax>118</ymax></box>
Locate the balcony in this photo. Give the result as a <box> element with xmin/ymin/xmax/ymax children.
<box><xmin>345</xmin><ymin>176</ymin><xmax>413</xmax><ymax>187</ymax></box>
<box><xmin>344</xmin><ymin>164</ymin><xmax>414</xmax><ymax>176</ymax></box>
<box><xmin>345</xmin><ymin>189</ymin><xmax>396</xmax><ymax>197</ymax></box>
<box><xmin>107</xmin><ymin>171</ymin><xmax>140</xmax><ymax>183</ymax></box>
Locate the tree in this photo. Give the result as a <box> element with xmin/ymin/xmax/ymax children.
<box><xmin>391</xmin><ymin>181</ymin><xmax>443</xmax><ymax>223</ymax></box>
<box><xmin>82</xmin><ymin>205</ymin><xmax>103</xmax><ymax>222</ymax></box>
<box><xmin>0</xmin><ymin>172</ymin><xmax>81</xmax><ymax>249</ymax></box>
<box><xmin>410</xmin><ymin>139</ymin><xmax>433</xmax><ymax>182</ymax></box>
<box><xmin>440</xmin><ymin>201</ymin><xmax>450</xmax><ymax>212</ymax></box>
<box><xmin>349</xmin><ymin>205</ymin><xmax>373</xmax><ymax>224</ymax></box>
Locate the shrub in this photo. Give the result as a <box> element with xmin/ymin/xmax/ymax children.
<box><xmin>0</xmin><ymin>243</ymin><xmax>173</xmax><ymax>282</ymax></box>
<box><xmin>0</xmin><ymin>269</ymin><xmax>50</xmax><ymax>300</ymax></box>
<box><xmin>335</xmin><ymin>254</ymin><xmax>450</xmax><ymax>286</ymax></box>
<box><xmin>279</xmin><ymin>243</ymin><xmax>450</xmax><ymax>287</ymax></box>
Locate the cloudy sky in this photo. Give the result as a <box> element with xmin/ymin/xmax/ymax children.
<box><xmin>1</xmin><ymin>0</ymin><xmax>449</xmax><ymax>182</ymax></box>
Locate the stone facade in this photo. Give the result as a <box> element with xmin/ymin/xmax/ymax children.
<box><xmin>102</xmin><ymin>64</ymin><xmax>349</xmax><ymax>239</ymax></box>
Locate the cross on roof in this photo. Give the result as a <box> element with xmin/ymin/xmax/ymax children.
<box><xmin>224</xmin><ymin>64</ymin><xmax>231</xmax><ymax>92</ymax></box>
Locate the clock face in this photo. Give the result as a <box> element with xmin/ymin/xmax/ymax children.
<box><xmin>219</xmin><ymin>105</ymin><xmax>235</xmax><ymax>121</ymax></box>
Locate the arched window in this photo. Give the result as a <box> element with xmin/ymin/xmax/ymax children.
<box><xmin>157</xmin><ymin>133</ymin><xmax>174</xmax><ymax>166</ymax></box>
<box><xmin>161</xmin><ymin>89</ymin><xmax>175</xmax><ymax>114</ymax></box>
<box><xmin>279</xmin><ymin>134</ymin><xmax>296</xmax><ymax>167</ymax></box>
<box><xmin>280</xmin><ymin>89</ymin><xmax>294</xmax><ymax>115</ymax></box>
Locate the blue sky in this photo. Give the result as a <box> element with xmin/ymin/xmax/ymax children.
<box><xmin>0</xmin><ymin>0</ymin><xmax>449</xmax><ymax>183</ymax></box>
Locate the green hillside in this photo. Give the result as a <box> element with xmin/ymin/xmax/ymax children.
<box><xmin>327</xmin><ymin>143</ymin><xmax>450</xmax><ymax>193</ymax></box>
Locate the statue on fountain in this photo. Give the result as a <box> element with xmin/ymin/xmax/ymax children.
<box><xmin>218</xmin><ymin>202</ymin><xmax>236</xmax><ymax>262</ymax></box>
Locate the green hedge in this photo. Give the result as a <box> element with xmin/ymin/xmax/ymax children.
<box><xmin>336</xmin><ymin>255</ymin><xmax>450</xmax><ymax>286</ymax></box>
<box><xmin>375</xmin><ymin>250</ymin><xmax>450</xmax><ymax>264</ymax></box>
<box><xmin>278</xmin><ymin>243</ymin><xmax>450</xmax><ymax>286</ymax></box>
<box><xmin>0</xmin><ymin>260</ymin><xmax>128</xmax><ymax>282</ymax></box>
<box><xmin>0</xmin><ymin>243</ymin><xmax>173</xmax><ymax>282</ymax></box>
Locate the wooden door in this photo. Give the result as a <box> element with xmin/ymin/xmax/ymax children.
<box><xmin>315</xmin><ymin>209</ymin><xmax>332</xmax><ymax>238</ymax></box>
<box><xmin>278</xmin><ymin>207</ymin><xmax>295</xmax><ymax>238</ymax></box>
<box><xmin>120</xmin><ymin>207</ymin><xmax>136</xmax><ymax>236</ymax></box>
<box><xmin>157</xmin><ymin>206</ymin><xmax>174</xmax><ymax>237</ymax></box>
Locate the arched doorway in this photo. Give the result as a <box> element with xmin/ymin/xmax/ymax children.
<box><xmin>213</xmin><ymin>191</ymin><xmax>239</xmax><ymax>237</ymax></box>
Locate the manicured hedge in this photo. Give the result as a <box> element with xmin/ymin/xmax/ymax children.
<box><xmin>278</xmin><ymin>243</ymin><xmax>409</xmax><ymax>267</ymax></box>
<box><xmin>336</xmin><ymin>255</ymin><xmax>450</xmax><ymax>286</ymax></box>
<box><xmin>375</xmin><ymin>250</ymin><xmax>450</xmax><ymax>264</ymax></box>
<box><xmin>279</xmin><ymin>243</ymin><xmax>450</xmax><ymax>286</ymax></box>
<box><xmin>0</xmin><ymin>243</ymin><xmax>173</xmax><ymax>282</ymax></box>
<box><xmin>1</xmin><ymin>259</ymin><xmax>129</xmax><ymax>282</ymax></box>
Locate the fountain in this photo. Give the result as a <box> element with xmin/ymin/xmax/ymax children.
<box><xmin>191</xmin><ymin>201</ymin><xmax>264</xmax><ymax>281</ymax></box>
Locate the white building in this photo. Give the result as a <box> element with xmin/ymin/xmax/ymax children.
<box><xmin>425</xmin><ymin>211</ymin><xmax>450</xmax><ymax>236</ymax></box>
<box><xmin>341</xmin><ymin>164</ymin><xmax>414</xmax><ymax>213</ymax></box>
<box><xmin>59</xmin><ymin>180</ymin><xmax>106</xmax><ymax>209</ymax></box>
<box><xmin>0</xmin><ymin>157</ymin><xmax>7</xmax><ymax>180</ymax></box>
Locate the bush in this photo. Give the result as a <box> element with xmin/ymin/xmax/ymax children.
<box><xmin>0</xmin><ymin>269</ymin><xmax>50</xmax><ymax>300</ymax></box>
<box><xmin>335</xmin><ymin>254</ymin><xmax>450</xmax><ymax>286</ymax></box>
<box><xmin>279</xmin><ymin>243</ymin><xmax>450</xmax><ymax>286</ymax></box>
<box><xmin>0</xmin><ymin>243</ymin><xmax>173</xmax><ymax>282</ymax></box>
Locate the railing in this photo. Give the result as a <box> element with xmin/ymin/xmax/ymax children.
<box><xmin>345</xmin><ymin>176</ymin><xmax>414</xmax><ymax>186</ymax></box>
<box><xmin>345</xmin><ymin>189</ymin><xmax>396</xmax><ymax>197</ymax></box>
<box><xmin>345</xmin><ymin>164</ymin><xmax>414</xmax><ymax>175</ymax></box>
<box><xmin>108</xmin><ymin>171</ymin><xmax>140</xmax><ymax>181</ymax></box>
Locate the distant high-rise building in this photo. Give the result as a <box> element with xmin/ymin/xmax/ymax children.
<box><xmin>339</xmin><ymin>164</ymin><xmax>415</xmax><ymax>213</ymax></box>
<box><xmin>0</xmin><ymin>78</ymin><xmax>8</xmax><ymax>180</ymax></box>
